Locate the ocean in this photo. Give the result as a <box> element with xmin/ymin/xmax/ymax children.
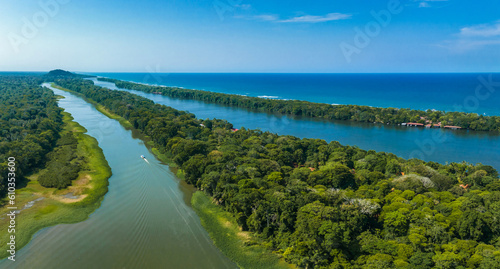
<box><xmin>86</xmin><ymin>73</ymin><xmax>500</xmax><ymax>116</ymax></box>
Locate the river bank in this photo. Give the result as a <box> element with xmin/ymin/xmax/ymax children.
<box><xmin>50</xmin><ymin>83</ymin><xmax>134</xmax><ymax>129</ymax></box>
<box><xmin>88</xmin><ymin>73</ymin><xmax>500</xmax><ymax>117</ymax></box>
<box><xmin>50</xmin><ymin>77</ymin><xmax>500</xmax><ymax>268</ymax></box>
<box><xmin>0</xmin><ymin>83</ymin><xmax>237</xmax><ymax>268</ymax></box>
<box><xmin>48</xmin><ymin>83</ymin><xmax>291</xmax><ymax>268</ymax></box>
<box><xmin>91</xmin><ymin>78</ymin><xmax>500</xmax><ymax>171</ymax></box>
<box><xmin>0</xmin><ymin>111</ymin><xmax>111</xmax><ymax>260</ymax></box>
<box><xmin>96</xmin><ymin>76</ymin><xmax>500</xmax><ymax>132</ymax></box>
<box><xmin>192</xmin><ymin>192</ymin><xmax>294</xmax><ymax>269</ymax></box>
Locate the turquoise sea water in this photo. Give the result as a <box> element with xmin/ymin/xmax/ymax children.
<box><xmin>87</xmin><ymin>73</ymin><xmax>500</xmax><ymax>116</ymax></box>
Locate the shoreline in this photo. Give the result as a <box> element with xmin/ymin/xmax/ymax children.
<box><xmin>93</xmin><ymin>76</ymin><xmax>500</xmax><ymax>133</ymax></box>
<box><xmin>89</xmin><ymin>78</ymin><xmax>500</xmax><ymax>171</ymax></box>
<box><xmin>192</xmin><ymin>192</ymin><xmax>295</xmax><ymax>269</ymax></box>
<box><xmin>50</xmin><ymin>82</ymin><xmax>294</xmax><ymax>269</ymax></box>
<box><xmin>50</xmin><ymin>77</ymin><xmax>500</xmax><ymax>268</ymax></box>
<box><xmin>91</xmin><ymin>77</ymin><xmax>500</xmax><ymax>136</ymax></box>
<box><xmin>0</xmin><ymin>111</ymin><xmax>111</xmax><ymax>260</ymax></box>
<box><xmin>88</xmin><ymin>73</ymin><xmax>500</xmax><ymax>116</ymax></box>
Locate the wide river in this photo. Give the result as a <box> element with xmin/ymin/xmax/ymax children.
<box><xmin>91</xmin><ymin>78</ymin><xmax>500</xmax><ymax>171</ymax></box>
<box><xmin>0</xmin><ymin>84</ymin><xmax>236</xmax><ymax>268</ymax></box>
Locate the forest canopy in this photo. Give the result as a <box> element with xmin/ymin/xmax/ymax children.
<box><xmin>0</xmin><ymin>75</ymin><xmax>64</xmax><ymax>196</ymax></box>
<box><xmin>55</xmin><ymin>77</ymin><xmax>500</xmax><ymax>268</ymax></box>
<box><xmin>46</xmin><ymin>69</ymin><xmax>93</xmax><ymax>79</ymax></box>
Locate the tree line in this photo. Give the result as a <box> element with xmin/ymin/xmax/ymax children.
<box><xmin>56</xmin><ymin>77</ymin><xmax>500</xmax><ymax>268</ymax></box>
<box><xmin>97</xmin><ymin>77</ymin><xmax>500</xmax><ymax>132</ymax></box>
<box><xmin>0</xmin><ymin>75</ymin><xmax>65</xmax><ymax>197</ymax></box>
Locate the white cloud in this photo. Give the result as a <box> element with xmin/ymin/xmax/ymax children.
<box><xmin>235</xmin><ymin>13</ymin><xmax>351</xmax><ymax>23</ymax></box>
<box><xmin>460</xmin><ymin>21</ymin><xmax>500</xmax><ymax>37</ymax></box>
<box><xmin>254</xmin><ymin>14</ymin><xmax>279</xmax><ymax>21</ymax></box>
<box><xmin>439</xmin><ymin>20</ymin><xmax>500</xmax><ymax>52</ymax></box>
<box><xmin>419</xmin><ymin>2</ymin><xmax>431</xmax><ymax>8</ymax></box>
<box><xmin>439</xmin><ymin>39</ymin><xmax>500</xmax><ymax>52</ymax></box>
<box><xmin>278</xmin><ymin>13</ymin><xmax>351</xmax><ymax>23</ymax></box>
<box><xmin>233</xmin><ymin>14</ymin><xmax>279</xmax><ymax>22</ymax></box>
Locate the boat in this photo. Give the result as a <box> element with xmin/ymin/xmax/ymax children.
<box><xmin>141</xmin><ymin>155</ymin><xmax>146</xmax><ymax>160</ymax></box>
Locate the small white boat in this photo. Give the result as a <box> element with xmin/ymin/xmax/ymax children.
<box><xmin>141</xmin><ymin>155</ymin><xmax>146</xmax><ymax>160</ymax></box>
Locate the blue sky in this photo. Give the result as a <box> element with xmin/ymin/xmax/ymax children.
<box><xmin>0</xmin><ymin>0</ymin><xmax>499</xmax><ymax>72</ymax></box>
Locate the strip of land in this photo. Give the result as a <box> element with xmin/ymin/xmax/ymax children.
<box><xmin>0</xmin><ymin>111</ymin><xmax>111</xmax><ymax>259</ymax></box>
<box><xmin>97</xmin><ymin>77</ymin><xmax>500</xmax><ymax>132</ymax></box>
<box><xmin>50</xmin><ymin>82</ymin><xmax>292</xmax><ymax>268</ymax></box>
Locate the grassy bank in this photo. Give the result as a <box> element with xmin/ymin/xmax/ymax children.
<box><xmin>53</xmin><ymin>82</ymin><xmax>294</xmax><ymax>268</ymax></box>
<box><xmin>192</xmin><ymin>191</ymin><xmax>294</xmax><ymax>269</ymax></box>
<box><xmin>50</xmin><ymin>83</ymin><xmax>134</xmax><ymax>129</ymax></box>
<box><xmin>0</xmin><ymin>112</ymin><xmax>111</xmax><ymax>260</ymax></box>
<box><xmin>53</xmin><ymin>84</ymin><xmax>177</xmax><ymax>170</ymax></box>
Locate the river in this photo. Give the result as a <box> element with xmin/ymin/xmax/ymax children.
<box><xmin>0</xmin><ymin>84</ymin><xmax>236</xmax><ymax>268</ymax></box>
<box><xmin>90</xmin><ymin>78</ymin><xmax>500</xmax><ymax>171</ymax></box>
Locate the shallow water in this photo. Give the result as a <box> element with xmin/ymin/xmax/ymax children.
<box><xmin>0</xmin><ymin>84</ymin><xmax>236</xmax><ymax>269</ymax></box>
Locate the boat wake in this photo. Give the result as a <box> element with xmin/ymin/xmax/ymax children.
<box><xmin>141</xmin><ymin>155</ymin><xmax>150</xmax><ymax>164</ymax></box>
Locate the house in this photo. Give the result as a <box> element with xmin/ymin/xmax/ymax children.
<box><xmin>443</xmin><ymin>125</ymin><xmax>462</xmax><ymax>130</ymax></box>
<box><xmin>407</xmin><ymin>122</ymin><xmax>424</xmax><ymax>127</ymax></box>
